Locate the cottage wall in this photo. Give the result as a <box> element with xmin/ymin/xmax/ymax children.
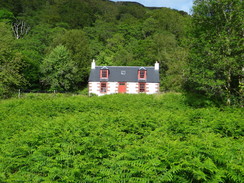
<box><xmin>108</xmin><ymin>82</ymin><xmax>117</xmax><ymax>94</ymax></box>
<box><xmin>89</xmin><ymin>82</ymin><xmax>117</xmax><ymax>96</ymax></box>
<box><xmin>89</xmin><ymin>82</ymin><xmax>99</xmax><ymax>95</ymax></box>
<box><xmin>89</xmin><ymin>82</ymin><xmax>159</xmax><ymax>96</ymax></box>
<box><xmin>126</xmin><ymin>82</ymin><xmax>138</xmax><ymax>94</ymax></box>
<box><xmin>146</xmin><ymin>83</ymin><xmax>160</xmax><ymax>94</ymax></box>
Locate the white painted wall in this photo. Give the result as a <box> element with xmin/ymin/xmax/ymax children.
<box><xmin>126</xmin><ymin>82</ymin><xmax>138</xmax><ymax>94</ymax></box>
<box><xmin>107</xmin><ymin>82</ymin><xmax>117</xmax><ymax>95</ymax></box>
<box><xmin>146</xmin><ymin>83</ymin><xmax>159</xmax><ymax>94</ymax></box>
<box><xmin>89</xmin><ymin>82</ymin><xmax>159</xmax><ymax>96</ymax></box>
<box><xmin>89</xmin><ymin>82</ymin><xmax>118</xmax><ymax>96</ymax></box>
<box><xmin>89</xmin><ymin>82</ymin><xmax>100</xmax><ymax>96</ymax></box>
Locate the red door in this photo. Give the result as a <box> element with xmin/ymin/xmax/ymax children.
<box><xmin>118</xmin><ymin>82</ymin><xmax>126</xmax><ymax>93</ymax></box>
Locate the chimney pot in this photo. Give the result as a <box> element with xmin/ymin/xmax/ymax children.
<box><xmin>91</xmin><ymin>59</ymin><xmax>96</xmax><ymax>69</ymax></box>
<box><xmin>155</xmin><ymin>61</ymin><xmax>159</xmax><ymax>70</ymax></box>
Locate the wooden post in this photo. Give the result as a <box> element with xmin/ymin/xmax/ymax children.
<box><xmin>18</xmin><ymin>89</ymin><xmax>20</xmax><ymax>98</ymax></box>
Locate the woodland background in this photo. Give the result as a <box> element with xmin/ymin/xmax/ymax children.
<box><xmin>0</xmin><ymin>0</ymin><xmax>243</xmax><ymax>104</ymax></box>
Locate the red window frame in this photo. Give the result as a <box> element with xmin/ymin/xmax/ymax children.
<box><xmin>100</xmin><ymin>69</ymin><xmax>109</xmax><ymax>79</ymax></box>
<box><xmin>100</xmin><ymin>82</ymin><xmax>107</xmax><ymax>93</ymax></box>
<box><xmin>138</xmin><ymin>70</ymin><xmax>147</xmax><ymax>80</ymax></box>
<box><xmin>139</xmin><ymin>83</ymin><xmax>146</xmax><ymax>93</ymax></box>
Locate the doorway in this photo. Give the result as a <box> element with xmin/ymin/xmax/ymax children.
<box><xmin>118</xmin><ymin>82</ymin><xmax>126</xmax><ymax>93</ymax></box>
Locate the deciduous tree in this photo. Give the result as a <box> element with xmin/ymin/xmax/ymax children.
<box><xmin>50</xmin><ymin>29</ymin><xmax>91</xmax><ymax>84</ymax></box>
<box><xmin>0</xmin><ymin>22</ymin><xmax>26</xmax><ymax>98</ymax></box>
<box><xmin>40</xmin><ymin>45</ymin><xmax>77</xmax><ymax>91</ymax></box>
<box><xmin>187</xmin><ymin>0</ymin><xmax>243</xmax><ymax>104</ymax></box>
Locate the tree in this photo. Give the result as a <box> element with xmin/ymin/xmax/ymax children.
<box><xmin>187</xmin><ymin>0</ymin><xmax>243</xmax><ymax>104</ymax></box>
<box><xmin>0</xmin><ymin>0</ymin><xmax>191</xmax><ymax>92</ymax></box>
<box><xmin>40</xmin><ymin>45</ymin><xmax>77</xmax><ymax>91</ymax></box>
<box><xmin>150</xmin><ymin>8</ymin><xmax>188</xmax><ymax>39</ymax></box>
<box><xmin>0</xmin><ymin>22</ymin><xmax>26</xmax><ymax>98</ymax></box>
<box><xmin>13</xmin><ymin>24</ymin><xmax>66</xmax><ymax>89</ymax></box>
<box><xmin>50</xmin><ymin>29</ymin><xmax>91</xmax><ymax>85</ymax></box>
<box><xmin>50</xmin><ymin>0</ymin><xmax>95</xmax><ymax>28</ymax></box>
<box><xmin>162</xmin><ymin>47</ymin><xmax>188</xmax><ymax>92</ymax></box>
<box><xmin>12</xmin><ymin>19</ymin><xmax>30</xmax><ymax>39</ymax></box>
<box><xmin>0</xmin><ymin>9</ymin><xmax>14</xmax><ymax>23</ymax></box>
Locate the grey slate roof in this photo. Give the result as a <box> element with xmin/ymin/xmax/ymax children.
<box><xmin>88</xmin><ymin>66</ymin><xmax>160</xmax><ymax>83</ymax></box>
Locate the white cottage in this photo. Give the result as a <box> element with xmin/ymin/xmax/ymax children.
<box><xmin>88</xmin><ymin>60</ymin><xmax>160</xmax><ymax>96</ymax></box>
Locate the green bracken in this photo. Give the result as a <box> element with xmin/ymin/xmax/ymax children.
<box><xmin>0</xmin><ymin>93</ymin><xmax>243</xmax><ymax>182</ymax></box>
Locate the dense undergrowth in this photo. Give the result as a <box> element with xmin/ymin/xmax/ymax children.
<box><xmin>0</xmin><ymin>93</ymin><xmax>243</xmax><ymax>182</ymax></box>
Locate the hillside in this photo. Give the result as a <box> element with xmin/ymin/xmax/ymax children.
<box><xmin>0</xmin><ymin>93</ymin><xmax>243</xmax><ymax>182</ymax></box>
<box><xmin>1</xmin><ymin>0</ymin><xmax>242</xmax><ymax>104</ymax></box>
<box><xmin>0</xmin><ymin>0</ymin><xmax>190</xmax><ymax>96</ymax></box>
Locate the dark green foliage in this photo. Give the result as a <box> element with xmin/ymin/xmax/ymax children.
<box><xmin>40</xmin><ymin>45</ymin><xmax>78</xmax><ymax>91</ymax></box>
<box><xmin>50</xmin><ymin>29</ymin><xmax>91</xmax><ymax>84</ymax></box>
<box><xmin>0</xmin><ymin>93</ymin><xmax>243</xmax><ymax>182</ymax></box>
<box><xmin>187</xmin><ymin>0</ymin><xmax>243</xmax><ymax>104</ymax></box>
<box><xmin>0</xmin><ymin>9</ymin><xmax>14</xmax><ymax>22</ymax></box>
<box><xmin>0</xmin><ymin>0</ymin><xmax>191</xmax><ymax>97</ymax></box>
<box><xmin>2</xmin><ymin>0</ymin><xmax>242</xmax><ymax>105</ymax></box>
<box><xmin>0</xmin><ymin>22</ymin><xmax>27</xmax><ymax>98</ymax></box>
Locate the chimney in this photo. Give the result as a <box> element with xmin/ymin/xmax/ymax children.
<box><xmin>91</xmin><ymin>59</ymin><xmax>96</xmax><ymax>69</ymax></box>
<box><xmin>155</xmin><ymin>61</ymin><xmax>159</xmax><ymax>70</ymax></box>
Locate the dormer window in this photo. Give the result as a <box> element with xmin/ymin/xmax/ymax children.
<box><xmin>138</xmin><ymin>67</ymin><xmax>147</xmax><ymax>80</ymax></box>
<box><xmin>102</xmin><ymin>70</ymin><xmax>108</xmax><ymax>77</ymax></box>
<box><xmin>100</xmin><ymin>67</ymin><xmax>109</xmax><ymax>79</ymax></box>
<box><xmin>140</xmin><ymin>70</ymin><xmax>145</xmax><ymax>78</ymax></box>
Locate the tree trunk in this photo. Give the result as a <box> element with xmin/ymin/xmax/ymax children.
<box><xmin>12</xmin><ymin>20</ymin><xmax>30</xmax><ymax>39</ymax></box>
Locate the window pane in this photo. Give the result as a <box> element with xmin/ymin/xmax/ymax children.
<box><xmin>101</xmin><ymin>83</ymin><xmax>107</xmax><ymax>92</ymax></box>
<box><xmin>102</xmin><ymin>70</ymin><xmax>107</xmax><ymax>77</ymax></box>
<box><xmin>140</xmin><ymin>71</ymin><xmax>145</xmax><ymax>78</ymax></box>
<box><xmin>139</xmin><ymin>83</ymin><xmax>145</xmax><ymax>92</ymax></box>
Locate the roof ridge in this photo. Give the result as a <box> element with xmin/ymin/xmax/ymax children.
<box><xmin>96</xmin><ymin>66</ymin><xmax>154</xmax><ymax>68</ymax></box>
